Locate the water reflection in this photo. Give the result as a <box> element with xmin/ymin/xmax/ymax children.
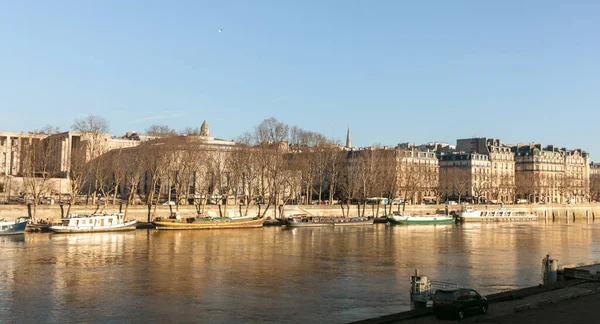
<box><xmin>1</xmin><ymin>222</ymin><xmax>600</xmax><ymax>323</ymax></box>
<box><xmin>0</xmin><ymin>235</ymin><xmax>25</xmax><ymax>244</ymax></box>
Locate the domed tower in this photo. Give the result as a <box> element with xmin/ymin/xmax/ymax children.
<box><xmin>200</xmin><ymin>120</ymin><xmax>210</xmax><ymax>137</ymax></box>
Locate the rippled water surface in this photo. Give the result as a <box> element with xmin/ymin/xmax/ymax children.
<box><xmin>2</xmin><ymin>220</ymin><xmax>600</xmax><ymax>323</ymax></box>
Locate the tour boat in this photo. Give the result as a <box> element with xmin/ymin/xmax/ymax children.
<box><xmin>284</xmin><ymin>214</ymin><xmax>374</xmax><ymax>227</ymax></box>
<box><xmin>458</xmin><ymin>205</ymin><xmax>538</xmax><ymax>222</ymax></box>
<box><xmin>153</xmin><ymin>213</ymin><xmax>265</xmax><ymax>230</ymax></box>
<box><xmin>386</xmin><ymin>212</ymin><xmax>455</xmax><ymax>225</ymax></box>
<box><xmin>49</xmin><ymin>213</ymin><xmax>137</xmax><ymax>233</ymax></box>
<box><xmin>0</xmin><ymin>217</ymin><xmax>29</xmax><ymax>235</ymax></box>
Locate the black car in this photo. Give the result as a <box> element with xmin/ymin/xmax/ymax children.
<box><xmin>432</xmin><ymin>288</ymin><xmax>488</xmax><ymax>320</ymax></box>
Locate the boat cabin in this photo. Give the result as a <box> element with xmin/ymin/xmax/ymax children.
<box><xmin>61</xmin><ymin>213</ymin><xmax>126</xmax><ymax>227</ymax></box>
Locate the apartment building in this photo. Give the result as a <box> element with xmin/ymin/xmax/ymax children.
<box><xmin>513</xmin><ymin>144</ymin><xmax>590</xmax><ymax>203</ymax></box>
<box><xmin>438</xmin><ymin>152</ymin><xmax>490</xmax><ymax>203</ymax></box>
<box><xmin>456</xmin><ymin>138</ymin><xmax>515</xmax><ymax>203</ymax></box>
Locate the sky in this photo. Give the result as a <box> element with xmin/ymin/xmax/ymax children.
<box><xmin>1</xmin><ymin>1</ymin><xmax>599</xmax><ymax>158</ymax></box>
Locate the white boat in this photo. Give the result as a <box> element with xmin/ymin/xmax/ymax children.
<box><xmin>458</xmin><ymin>205</ymin><xmax>538</xmax><ymax>222</ymax></box>
<box><xmin>49</xmin><ymin>213</ymin><xmax>137</xmax><ymax>233</ymax></box>
<box><xmin>0</xmin><ymin>217</ymin><xmax>29</xmax><ymax>235</ymax></box>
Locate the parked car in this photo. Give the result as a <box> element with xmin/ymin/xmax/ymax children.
<box><xmin>446</xmin><ymin>200</ymin><xmax>458</xmax><ymax>205</ymax></box>
<box><xmin>432</xmin><ymin>288</ymin><xmax>488</xmax><ymax>320</ymax></box>
<box><xmin>516</xmin><ymin>199</ymin><xmax>528</xmax><ymax>204</ymax></box>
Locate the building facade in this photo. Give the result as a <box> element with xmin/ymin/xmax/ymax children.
<box><xmin>438</xmin><ymin>152</ymin><xmax>491</xmax><ymax>203</ymax></box>
<box><xmin>513</xmin><ymin>144</ymin><xmax>590</xmax><ymax>203</ymax></box>
<box><xmin>456</xmin><ymin>138</ymin><xmax>515</xmax><ymax>203</ymax></box>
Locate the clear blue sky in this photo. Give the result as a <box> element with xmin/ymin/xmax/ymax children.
<box><xmin>1</xmin><ymin>1</ymin><xmax>599</xmax><ymax>158</ymax></box>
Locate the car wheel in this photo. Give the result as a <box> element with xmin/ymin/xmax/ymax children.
<box><xmin>481</xmin><ymin>305</ymin><xmax>488</xmax><ymax>314</ymax></box>
<box><xmin>457</xmin><ymin>309</ymin><xmax>465</xmax><ymax>320</ymax></box>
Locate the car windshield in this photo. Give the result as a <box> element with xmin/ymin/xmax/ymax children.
<box><xmin>434</xmin><ymin>291</ymin><xmax>456</xmax><ymax>302</ymax></box>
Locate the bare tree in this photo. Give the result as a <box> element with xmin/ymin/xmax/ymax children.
<box><xmin>471</xmin><ymin>170</ymin><xmax>489</xmax><ymax>204</ymax></box>
<box><xmin>145</xmin><ymin>124</ymin><xmax>176</xmax><ymax>137</ymax></box>
<box><xmin>34</xmin><ymin>124</ymin><xmax>61</xmax><ymax>135</ymax></box>
<box><xmin>180</xmin><ymin>127</ymin><xmax>202</xmax><ymax>136</ymax></box>
<box><xmin>72</xmin><ymin>115</ymin><xmax>110</xmax><ymax>134</ymax></box>
<box><xmin>515</xmin><ymin>172</ymin><xmax>536</xmax><ymax>203</ymax></box>
<box><xmin>65</xmin><ymin>145</ymin><xmax>87</xmax><ymax>216</ymax></box>
<box><xmin>255</xmin><ymin>117</ymin><xmax>289</xmax><ymax>145</ymax></box>
<box><xmin>590</xmin><ymin>175</ymin><xmax>600</xmax><ymax>202</ymax></box>
<box><xmin>122</xmin><ymin>149</ymin><xmax>144</xmax><ymax>217</ymax></box>
<box><xmin>441</xmin><ymin>168</ymin><xmax>471</xmax><ymax>204</ymax></box>
<box><xmin>21</xmin><ymin>137</ymin><xmax>57</xmax><ymax>219</ymax></box>
<box><xmin>557</xmin><ymin>174</ymin><xmax>574</xmax><ymax>204</ymax></box>
<box><xmin>72</xmin><ymin>115</ymin><xmax>110</xmax><ymax>205</ymax></box>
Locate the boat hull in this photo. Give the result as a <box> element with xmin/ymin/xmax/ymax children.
<box><xmin>0</xmin><ymin>220</ymin><xmax>28</xmax><ymax>236</ymax></box>
<box><xmin>285</xmin><ymin>216</ymin><xmax>374</xmax><ymax>227</ymax></box>
<box><xmin>153</xmin><ymin>218</ymin><xmax>264</xmax><ymax>230</ymax></box>
<box><xmin>387</xmin><ymin>216</ymin><xmax>455</xmax><ymax>225</ymax></box>
<box><xmin>49</xmin><ymin>220</ymin><xmax>138</xmax><ymax>233</ymax></box>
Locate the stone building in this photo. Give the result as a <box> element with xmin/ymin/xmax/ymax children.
<box><xmin>1</xmin><ymin>132</ymin><xmax>48</xmax><ymax>176</ymax></box>
<box><xmin>397</xmin><ymin>148</ymin><xmax>439</xmax><ymax>203</ymax></box>
<box><xmin>456</xmin><ymin>138</ymin><xmax>515</xmax><ymax>203</ymax></box>
<box><xmin>438</xmin><ymin>152</ymin><xmax>491</xmax><ymax>203</ymax></box>
<box><xmin>512</xmin><ymin>144</ymin><xmax>590</xmax><ymax>203</ymax></box>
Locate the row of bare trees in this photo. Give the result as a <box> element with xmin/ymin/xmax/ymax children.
<box><xmin>15</xmin><ymin>116</ymin><xmax>597</xmax><ymax>220</ymax></box>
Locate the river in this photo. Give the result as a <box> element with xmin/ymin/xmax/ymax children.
<box><xmin>2</xmin><ymin>220</ymin><xmax>600</xmax><ymax>323</ymax></box>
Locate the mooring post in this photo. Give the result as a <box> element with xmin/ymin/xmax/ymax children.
<box><xmin>552</xmin><ymin>211</ymin><xmax>555</xmax><ymax>221</ymax></box>
<box><xmin>542</xmin><ymin>253</ymin><xmax>558</xmax><ymax>285</ymax></box>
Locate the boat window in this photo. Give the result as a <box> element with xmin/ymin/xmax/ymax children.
<box><xmin>1</xmin><ymin>226</ymin><xmax>7</xmax><ymax>230</ymax></box>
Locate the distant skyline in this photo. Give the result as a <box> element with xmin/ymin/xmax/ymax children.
<box><xmin>1</xmin><ymin>1</ymin><xmax>599</xmax><ymax>158</ymax></box>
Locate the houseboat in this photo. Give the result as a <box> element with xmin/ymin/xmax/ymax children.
<box><xmin>387</xmin><ymin>214</ymin><xmax>455</xmax><ymax>225</ymax></box>
<box><xmin>284</xmin><ymin>214</ymin><xmax>373</xmax><ymax>227</ymax></box>
<box><xmin>153</xmin><ymin>213</ymin><xmax>265</xmax><ymax>230</ymax></box>
<box><xmin>458</xmin><ymin>205</ymin><xmax>538</xmax><ymax>222</ymax></box>
<box><xmin>49</xmin><ymin>213</ymin><xmax>137</xmax><ymax>233</ymax></box>
<box><xmin>0</xmin><ymin>217</ymin><xmax>29</xmax><ymax>235</ymax></box>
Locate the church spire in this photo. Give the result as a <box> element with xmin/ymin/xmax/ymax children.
<box><xmin>346</xmin><ymin>127</ymin><xmax>351</xmax><ymax>148</ymax></box>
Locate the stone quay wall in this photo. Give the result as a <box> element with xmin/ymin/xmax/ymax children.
<box><xmin>2</xmin><ymin>203</ymin><xmax>600</xmax><ymax>223</ymax></box>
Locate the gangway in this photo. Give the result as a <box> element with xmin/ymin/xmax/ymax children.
<box><xmin>410</xmin><ymin>269</ymin><xmax>458</xmax><ymax>310</ymax></box>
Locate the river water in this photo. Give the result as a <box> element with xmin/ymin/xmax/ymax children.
<box><xmin>2</xmin><ymin>220</ymin><xmax>600</xmax><ymax>323</ymax></box>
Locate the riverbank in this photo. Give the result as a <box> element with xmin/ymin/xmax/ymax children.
<box><xmin>3</xmin><ymin>202</ymin><xmax>600</xmax><ymax>223</ymax></box>
<box><xmin>350</xmin><ymin>279</ymin><xmax>600</xmax><ymax>324</ymax></box>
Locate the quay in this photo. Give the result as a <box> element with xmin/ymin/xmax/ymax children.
<box><xmin>351</xmin><ymin>261</ymin><xmax>600</xmax><ymax>324</ymax></box>
<box><xmin>2</xmin><ymin>203</ymin><xmax>600</xmax><ymax>224</ymax></box>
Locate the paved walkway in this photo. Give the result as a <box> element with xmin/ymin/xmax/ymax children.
<box><xmin>393</xmin><ymin>282</ymin><xmax>600</xmax><ymax>324</ymax></box>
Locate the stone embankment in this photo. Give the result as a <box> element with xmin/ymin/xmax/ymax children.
<box><xmin>1</xmin><ymin>203</ymin><xmax>600</xmax><ymax>223</ymax></box>
<box><xmin>351</xmin><ymin>279</ymin><xmax>600</xmax><ymax>324</ymax></box>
